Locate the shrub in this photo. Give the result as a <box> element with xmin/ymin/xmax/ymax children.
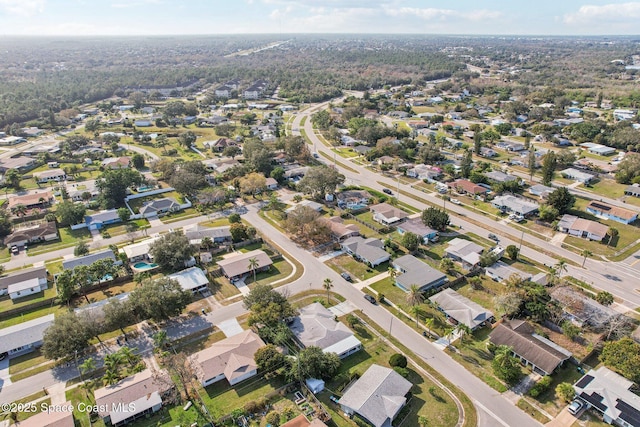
<box><xmin>393</xmin><ymin>366</ymin><xmax>410</xmax><ymax>378</ymax></box>
<box><xmin>389</xmin><ymin>353</ymin><xmax>408</xmax><ymax>368</ymax></box>
<box><xmin>265</xmin><ymin>411</ymin><xmax>280</xmax><ymax>427</ymax></box>
<box><xmin>166</xmin><ymin>148</ymin><xmax>178</xmax><ymax>155</ymax></box>
<box><xmin>528</xmin><ymin>376</ymin><xmax>553</xmax><ymax>397</ymax></box>
<box><xmin>228</xmin><ymin>213</ymin><xmax>241</xmax><ymax>223</ymax></box>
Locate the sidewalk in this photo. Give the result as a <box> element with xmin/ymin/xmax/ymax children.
<box><xmin>354</xmin><ymin>271</ymin><xmax>388</xmax><ymax>290</ymax></box>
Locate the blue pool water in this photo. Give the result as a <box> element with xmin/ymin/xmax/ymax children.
<box><xmin>133</xmin><ymin>262</ymin><xmax>158</xmax><ymax>270</ymax></box>
<box><xmin>136</xmin><ymin>186</ymin><xmax>155</xmax><ymax>192</ymax></box>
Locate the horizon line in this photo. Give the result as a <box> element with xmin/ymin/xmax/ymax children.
<box><xmin>0</xmin><ymin>33</ymin><xmax>639</xmax><ymax>38</ymax></box>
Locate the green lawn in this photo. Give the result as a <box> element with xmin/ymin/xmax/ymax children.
<box><xmin>326</xmin><ymin>254</ymin><xmax>388</xmax><ymax>281</ymax></box>
<box><xmin>529</xmin><ymin>363</ymin><xmax>588</xmax><ymax>417</ymax></box>
<box><xmin>66</xmin><ymin>384</ymin><xmax>106</xmax><ymax>427</ymax></box>
<box><xmin>0</xmin><ymin>304</ymin><xmax>62</xmax><ymax>328</ymax></box>
<box><xmin>517</xmin><ymin>398</ymin><xmax>551</xmax><ymax>424</ymax></box>
<box><xmin>0</xmin><ymin>285</ymin><xmax>57</xmax><ymax>312</ymax></box>
<box><xmin>9</xmin><ymin>349</ymin><xmax>50</xmax><ymax>375</ymax></box>
<box><xmin>582</xmin><ymin>179</ymin><xmax>626</xmax><ymax>199</ymax></box>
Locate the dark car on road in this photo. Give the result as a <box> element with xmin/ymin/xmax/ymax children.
<box><xmin>341</xmin><ymin>272</ymin><xmax>352</xmax><ymax>282</ymax></box>
<box><xmin>383</xmin><ymin>188</ymin><xmax>393</xmax><ymax>195</ymax></box>
<box><xmin>364</xmin><ymin>294</ymin><xmax>377</xmax><ymax>304</ymax></box>
<box><xmin>488</xmin><ymin>233</ymin><xmax>499</xmax><ymax>242</ymax></box>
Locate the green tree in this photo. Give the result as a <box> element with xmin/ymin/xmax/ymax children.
<box><xmin>473</xmin><ymin>132</ymin><xmax>482</xmax><ymax>155</ymax></box>
<box><xmin>290</xmin><ymin>346</ymin><xmax>341</xmax><ymax>381</ymax></box>
<box><xmin>103</xmin><ymin>298</ymin><xmax>136</xmax><ymax>336</ymax></box>
<box><xmin>56</xmin><ymin>201</ymin><xmax>86</xmax><ymax>226</ymax></box>
<box><xmin>169</xmin><ymin>160</ymin><xmax>208</xmax><ymax>199</ymax></box>
<box><xmin>229</xmin><ymin>222</ymin><xmax>248</xmax><ymax>242</ymax></box>
<box><xmin>505</xmin><ymin>244</ymin><xmax>519</xmax><ymax>260</ymax></box>
<box><xmin>311</xmin><ymin>110</ymin><xmax>331</xmax><ymax>130</ymax></box>
<box><xmin>401</xmin><ymin>231</ymin><xmax>421</xmax><ymax>252</ymax></box>
<box><xmin>421</xmin><ymin>207</ymin><xmax>450</xmax><ymax>231</ymax></box>
<box><xmin>297</xmin><ymin>165</ymin><xmax>345</xmax><ymax>199</ymax></box>
<box><xmin>117</xmin><ymin>207</ymin><xmax>131</xmax><ymax>222</ymax></box>
<box><xmin>546</xmin><ymin>187</ymin><xmax>575</xmax><ymax>214</ymax></box>
<box><xmin>492</xmin><ymin>345</ymin><xmax>522</xmax><ymax>385</ymax></box>
<box><xmin>555</xmin><ymin>382</ymin><xmax>575</xmax><ymax>403</ymax></box>
<box><xmin>42</xmin><ymin>312</ymin><xmax>93</xmax><ymax>360</ymax></box>
<box><xmin>439</xmin><ymin>257</ymin><xmax>454</xmax><ymax>273</ymax></box>
<box><xmin>244</xmin><ymin>284</ymin><xmax>296</xmax><ymax>328</ymax></box>
<box><xmin>561</xmin><ymin>321</ymin><xmax>581</xmax><ymax>341</ymax></box>
<box><xmin>55</xmin><ymin>269</ymin><xmax>77</xmax><ymax>304</ymax></box>
<box><xmin>178</xmin><ymin>131</ymin><xmax>197</xmax><ymax>148</ymax></box>
<box><xmin>323</xmin><ymin>278</ymin><xmax>334</xmax><ymax>305</ymax></box>
<box><xmin>406</xmin><ymin>284</ymin><xmax>425</xmax><ymax>327</ymax></box>
<box><xmin>248</xmin><ymin>257</ymin><xmax>259</xmax><ymax>284</ymax></box>
<box><xmin>389</xmin><ymin>353</ymin><xmax>408</xmax><ymax>368</ymax></box>
<box><xmin>79</xmin><ymin>357</ymin><xmax>96</xmax><ymax>380</ymax></box>
<box><xmin>131</xmin><ymin>153</ymin><xmax>145</xmax><ymax>169</ymax></box>
<box><xmin>460</xmin><ymin>149</ymin><xmax>473</xmax><ymax>179</ymax></box>
<box><xmin>74</xmin><ymin>241</ymin><xmax>89</xmax><ymax>256</ymax></box>
<box><xmin>608</xmin><ymin>227</ymin><xmax>619</xmax><ymax>247</ymax></box>
<box><xmin>4</xmin><ymin>169</ymin><xmax>21</xmax><ymax>189</ymax></box>
<box><xmin>540</xmin><ymin>151</ymin><xmax>557</xmax><ymax>186</ymax></box>
<box><xmin>595</xmin><ymin>291</ymin><xmax>614</xmax><ymax>306</ymax></box>
<box><xmin>538</xmin><ymin>204</ymin><xmax>559</xmax><ymax>222</ymax></box>
<box><xmin>155</xmin><ymin>134</ymin><xmax>169</xmax><ymax>154</ymax></box>
<box><xmin>254</xmin><ymin>344</ymin><xmax>287</xmax><ymax>373</ymax></box>
<box><xmin>149</xmin><ymin>231</ymin><xmax>195</xmax><ymax>272</ymax></box>
<box><xmin>128</xmin><ymin>277</ymin><xmax>192</xmax><ymax>322</ymax></box>
<box><xmin>0</xmin><ymin>210</ymin><xmax>13</xmax><ymax>237</ymax></box>
<box><xmin>97</xmin><ymin>168</ymin><xmax>143</xmax><ymax>209</ymax></box>
<box><xmin>600</xmin><ymin>338</ymin><xmax>640</xmax><ymax>382</ymax></box>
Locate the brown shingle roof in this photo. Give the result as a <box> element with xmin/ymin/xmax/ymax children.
<box><xmin>12</xmin><ymin>400</ymin><xmax>74</xmax><ymax>427</ymax></box>
<box><xmin>94</xmin><ymin>370</ymin><xmax>167</xmax><ymax>418</ymax></box>
<box><xmin>216</xmin><ymin>249</ymin><xmax>273</xmax><ymax>278</ymax></box>
<box><xmin>4</xmin><ymin>221</ymin><xmax>57</xmax><ymax>245</ymax></box>
<box><xmin>8</xmin><ymin>191</ymin><xmax>53</xmax><ymax>209</ymax></box>
<box><xmin>318</xmin><ymin>216</ymin><xmax>360</xmax><ymax>240</ymax></box>
<box><xmin>489</xmin><ymin>320</ymin><xmax>572</xmax><ymax>374</ymax></box>
<box><xmin>586</xmin><ymin>200</ymin><xmax>637</xmax><ymax>221</ymax></box>
<box><xmin>448</xmin><ymin>179</ymin><xmax>488</xmax><ymax>195</ymax></box>
<box><xmin>191</xmin><ymin>329</ymin><xmax>264</xmax><ymax>383</ymax></box>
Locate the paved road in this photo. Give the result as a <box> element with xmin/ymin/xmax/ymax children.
<box><xmin>0</xmin><ymin>203</ymin><xmax>542</xmax><ymax>427</ymax></box>
<box><xmin>293</xmin><ymin>105</ymin><xmax>640</xmax><ymax>309</ymax></box>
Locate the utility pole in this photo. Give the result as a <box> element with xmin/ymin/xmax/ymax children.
<box><xmin>518</xmin><ymin>228</ymin><xmax>525</xmax><ymax>252</ymax></box>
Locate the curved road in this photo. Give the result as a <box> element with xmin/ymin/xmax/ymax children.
<box><xmin>292</xmin><ymin>102</ymin><xmax>640</xmax><ymax>309</ymax></box>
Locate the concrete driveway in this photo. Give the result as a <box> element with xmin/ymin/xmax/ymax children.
<box><xmin>545</xmin><ymin>407</ymin><xmax>580</xmax><ymax>427</ymax></box>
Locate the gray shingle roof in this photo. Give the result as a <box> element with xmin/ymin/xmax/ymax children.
<box><xmin>338</xmin><ymin>364</ymin><xmax>412</xmax><ymax>427</ymax></box>
<box><xmin>0</xmin><ymin>266</ymin><xmax>47</xmax><ymax>291</ymax></box>
<box><xmin>393</xmin><ymin>255</ymin><xmax>446</xmax><ymax>291</ymax></box>
<box><xmin>429</xmin><ymin>288</ymin><xmax>494</xmax><ymax>329</ymax></box>
<box><xmin>0</xmin><ymin>313</ymin><xmax>54</xmax><ymax>354</ymax></box>
<box><xmin>62</xmin><ymin>250</ymin><xmax>116</xmax><ymax>270</ymax></box>
<box><xmin>289</xmin><ymin>303</ymin><xmax>361</xmax><ymax>355</ymax></box>
<box><xmin>341</xmin><ymin>236</ymin><xmax>390</xmax><ymax>265</ymax></box>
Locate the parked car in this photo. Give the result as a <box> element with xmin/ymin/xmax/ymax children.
<box><xmin>567</xmin><ymin>399</ymin><xmax>584</xmax><ymax>415</ymax></box>
<box><xmin>383</xmin><ymin>188</ymin><xmax>393</xmax><ymax>195</ymax></box>
<box><xmin>364</xmin><ymin>294</ymin><xmax>377</xmax><ymax>304</ymax></box>
<box><xmin>451</xmin><ymin>198</ymin><xmax>461</xmax><ymax>205</ymax></box>
<box><xmin>341</xmin><ymin>272</ymin><xmax>352</xmax><ymax>282</ymax></box>
<box><xmin>488</xmin><ymin>234</ymin><xmax>499</xmax><ymax>242</ymax></box>
<box><xmin>10</xmin><ymin>246</ymin><xmax>19</xmax><ymax>255</ymax></box>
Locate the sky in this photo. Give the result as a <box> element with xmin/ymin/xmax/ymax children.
<box><xmin>0</xmin><ymin>0</ymin><xmax>639</xmax><ymax>36</ymax></box>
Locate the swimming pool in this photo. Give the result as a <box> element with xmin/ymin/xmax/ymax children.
<box><xmin>136</xmin><ymin>185</ymin><xmax>155</xmax><ymax>192</ymax></box>
<box><xmin>133</xmin><ymin>262</ymin><xmax>158</xmax><ymax>270</ymax></box>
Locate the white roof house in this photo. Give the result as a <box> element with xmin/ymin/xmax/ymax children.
<box><xmin>485</xmin><ymin>261</ymin><xmax>531</xmax><ymax>283</ymax></box>
<box><xmin>429</xmin><ymin>288</ymin><xmax>494</xmax><ymax>330</ymax></box>
<box><xmin>122</xmin><ymin>236</ymin><xmax>161</xmax><ymax>261</ymax></box>
<box><xmin>561</xmin><ymin>168</ymin><xmax>594</xmax><ymax>183</ymax></box>
<box><xmin>0</xmin><ymin>314</ymin><xmax>54</xmax><ymax>357</ymax></box>
<box><xmin>444</xmin><ymin>238</ymin><xmax>484</xmax><ymax>269</ymax></box>
<box><xmin>289</xmin><ymin>303</ymin><xmax>362</xmax><ymax>359</ymax></box>
<box><xmin>491</xmin><ymin>195</ymin><xmax>539</xmax><ymax>216</ymax></box>
<box><xmin>338</xmin><ymin>364</ymin><xmax>413</xmax><ymax>427</ymax></box>
<box><xmin>167</xmin><ymin>267</ymin><xmax>209</xmax><ymax>293</ymax></box>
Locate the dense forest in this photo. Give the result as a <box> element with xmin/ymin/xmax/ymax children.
<box><xmin>1</xmin><ymin>34</ymin><xmax>639</xmax><ymax>128</ymax></box>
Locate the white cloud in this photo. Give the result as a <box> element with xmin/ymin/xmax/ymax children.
<box><xmin>0</xmin><ymin>0</ymin><xmax>45</xmax><ymax>16</ymax></box>
<box><xmin>564</xmin><ymin>2</ymin><xmax>640</xmax><ymax>24</ymax></box>
<box><xmin>383</xmin><ymin>6</ymin><xmax>502</xmax><ymax>22</ymax></box>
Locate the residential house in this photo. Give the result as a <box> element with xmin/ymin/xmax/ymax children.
<box><xmin>448</xmin><ymin>179</ymin><xmax>489</xmax><ymax>197</ymax></box>
<box><xmin>573</xmin><ymin>366</ymin><xmax>640</xmax><ymax>426</ymax></box>
<box><xmin>557</xmin><ymin>215</ymin><xmax>609</xmax><ymax>242</ymax></box>
<box><xmin>0</xmin><ymin>266</ymin><xmax>47</xmax><ymax>297</ymax></box>
<box><xmin>167</xmin><ymin>267</ymin><xmax>209</xmax><ymax>294</ymax></box>
<box><xmin>551</xmin><ymin>286</ymin><xmax>618</xmax><ymax>329</ymax></box>
<box><xmin>484</xmin><ymin>170</ymin><xmax>518</xmax><ymax>183</ymax></box>
<box><xmin>429</xmin><ymin>288</ymin><xmax>494</xmax><ymax>331</ymax></box>
<box><xmin>21</xmin><ymin>127</ymin><xmax>45</xmax><ymax>137</ymax></box>
<box><xmin>281</xmin><ymin>415</ymin><xmax>327</xmax><ymax>427</ymax></box>
<box><xmin>586</xmin><ymin>201</ymin><xmax>638</xmax><ymax>225</ymax></box>
<box><xmin>318</xmin><ymin>216</ymin><xmax>360</xmax><ymax>241</ymax></box>
<box><xmin>353</xmin><ymin>145</ymin><xmax>373</xmax><ymax>156</ymax></box>
<box><xmin>624</xmin><ymin>185</ymin><xmax>640</xmax><ymax>198</ymax></box>
<box><xmin>376</xmin><ymin>155</ymin><xmax>395</xmax><ymax>166</ymax></box>
<box><xmin>284</xmin><ymin>166</ymin><xmax>309</xmax><ymax>181</ymax></box>
<box><xmin>286</xmin><ymin>199</ymin><xmax>323</xmax><ymax>214</ymax></box>
<box><xmin>0</xmin><ymin>136</ymin><xmax>27</xmax><ymax>145</ymax></box>
<box><xmin>529</xmin><ymin>184</ymin><xmax>555</xmax><ymax>199</ymax></box>
<box><xmin>243</xmin><ymin>80</ymin><xmax>268</xmax><ymax>99</ymax></box>
<box><xmin>8</xmin><ymin>191</ymin><xmax>53</xmax><ymax>210</ymax></box>
<box><xmin>34</xmin><ymin>168</ymin><xmax>66</xmax><ymax>183</ymax></box>
<box><xmin>8</xmin><ymin>276</ymin><xmax>47</xmax><ymax>300</ymax></box>
<box><xmin>406</xmin><ymin>164</ymin><xmax>441</xmax><ymax>181</ymax></box>
<box><xmin>392</xmin><ymin>254</ymin><xmax>447</xmax><ymax>292</ymax></box>
<box><xmin>491</xmin><ymin>195</ymin><xmax>540</xmax><ymax>216</ymax></box>
<box><xmin>62</xmin><ymin>249</ymin><xmax>118</xmax><ymax>271</ymax></box>
<box><xmin>75</xmin><ymin>293</ymin><xmax>130</xmax><ymax>322</ymax></box>
<box><xmin>215</xmin><ymin>85</ymin><xmax>233</xmax><ymax>98</ymax></box>
<box><xmin>0</xmin><ymin>314</ymin><xmax>54</xmax><ymax>359</ymax></box>
<box><xmin>613</xmin><ymin>109</ymin><xmax>637</xmax><ymax>121</ymax></box>
<box><xmin>496</xmin><ymin>141</ymin><xmax>525</xmax><ymax>152</ymax></box>
<box><xmin>183</xmin><ymin>224</ymin><xmax>232</xmax><ymax>245</ymax></box>
<box><xmin>101</xmin><ymin>157</ymin><xmax>130</xmax><ymax>169</ymax></box>
<box><xmin>588</xmin><ymin>144</ymin><xmax>616</xmax><ymax>156</ymax></box>
<box><xmin>217</xmin><ymin>249</ymin><xmax>273</xmax><ymax>281</ymax></box>
<box><xmin>265</xmin><ymin>177</ymin><xmax>278</xmax><ymax>190</ymax></box>
<box><xmin>85</xmin><ymin>209</ymin><xmax>121</xmax><ymax>230</ymax></box>
<box><xmin>0</xmin><ymin>156</ymin><xmax>36</xmax><ymax>172</ymax></box>
<box><xmin>485</xmin><ymin>261</ymin><xmax>531</xmax><ymax>283</ymax></box>
<box><xmin>489</xmin><ymin>319</ymin><xmax>572</xmax><ymax>376</ymax></box>
<box><xmin>13</xmin><ymin>401</ymin><xmax>75</xmax><ymax>427</ymax></box>
<box><xmin>4</xmin><ymin>221</ymin><xmax>58</xmax><ymax>248</ymax></box>
<box><xmin>289</xmin><ymin>303</ymin><xmax>362</xmax><ymax>359</ymax></box>
<box><xmin>123</xmin><ymin>236</ymin><xmax>161</xmax><ymax>262</ymax></box>
<box><xmin>94</xmin><ymin>370</ymin><xmax>171</xmax><ymax>426</ymax></box>
<box><xmin>444</xmin><ymin>238</ymin><xmax>484</xmax><ymax>269</ymax></box>
<box><xmin>396</xmin><ymin>217</ymin><xmax>438</xmax><ymax>243</ymax></box>
<box><xmin>338</xmin><ymin>364</ymin><xmax>413</xmax><ymax>427</ymax></box>
<box><xmin>370</xmin><ymin>203</ymin><xmax>408</xmax><ymax>226</ymax></box>
<box><xmin>480</xmin><ymin>147</ymin><xmax>497</xmax><ymax>158</ymax></box>
<box><xmin>191</xmin><ymin>330</ymin><xmax>265</xmax><ymax>387</ymax></box>
<box><xmin>134</xmin><ymin>120</ymin><xmax>152</xmax><ymax>127</ymax></box>
<box><xmin>337</xmin><ymin>190</ymin><xmax>372</xmax><ymax>209</ymax></box>
<box><xmin>561</xmin><ymin>168</ymin><xmax>595</xmax><ymax>184</ymax></box>
<box><xmin>204</xmin><ymin>137</ymin><xmax>237</xmax><ymax>152</ymax></box>
<box><xmin>341</xmin><ymin>236</ymin><xmax>390</xmax><ymax>267</ymax></box>
<box><xmin>139</xmin><ymin>197</ymin><xmax>181</xmax><ymax>217</ymax></box>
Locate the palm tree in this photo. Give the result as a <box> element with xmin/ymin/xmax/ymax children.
<box><xmin>102</xmin><ymin>370</ymin><xmax>119</xmax><ymax>386</ymax></box>
<box><xmin>388</xmin><ymin>266</ymin><xmax>398</xmax><ymax>282</ymax></box>
<box><xmin>11</xmin><ymin>204</ymin><xmax>27</xmax><ymax>221</ymax></box>
<box><xmin>424</xmin><ymin>317</ymin><xmax>435</xmax><ymax>338</ymax></box>
<box><xmin>554</xmin><ymin>259</ymin><xmax>568</xmax><ymax>283</ymax></box>
<box><xmin>406</xmin><ymin>284</ymin><xmax>425</xmax><ymax>327</ymax></box>
<box><xmin>457</xmin><ymin>324</ymin><xmax>472</xmax><ymax>345</ymax></box>
<box><xmin>443</xmin><ymin>326</ymin><xmax>455</xmax><ymax>347</ymax></box>
<box><xmin>581</xmin><ymin>249</ymin><xmax>592</xmax><ymax>268</ymax></box>
<box><xmin>201</xmin><ymin>237</ymin><xmax>213</xmax><ymax>250</ymax></box>
<box><xmin>248</xmin><ymin>257</ymin><xmax>259</xmax><ymax>283</ymax></box>
<box><xmin>79</xmin><ymin>357</ymin><xmax>96</xmax><ymax>381</ymax></box>
<box><xmin>323</xmin><ymin>278</ymin><xmax>334</xmax><ymax>305</ymax></box>
<box><xmin>118</xmin><ymin>346</ymin><xmax>139</xmax><ymax>369</ymax></box>
<box><xmin>103</xmin><ymin>352</ymin><xmax>123</xmax><ymax>376</ymax></box>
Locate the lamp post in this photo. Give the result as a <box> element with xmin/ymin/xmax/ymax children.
<box><xmin>518</xmin><ymin>227</ymin><xmax>525</xmax><ymax>252</ymax></box>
